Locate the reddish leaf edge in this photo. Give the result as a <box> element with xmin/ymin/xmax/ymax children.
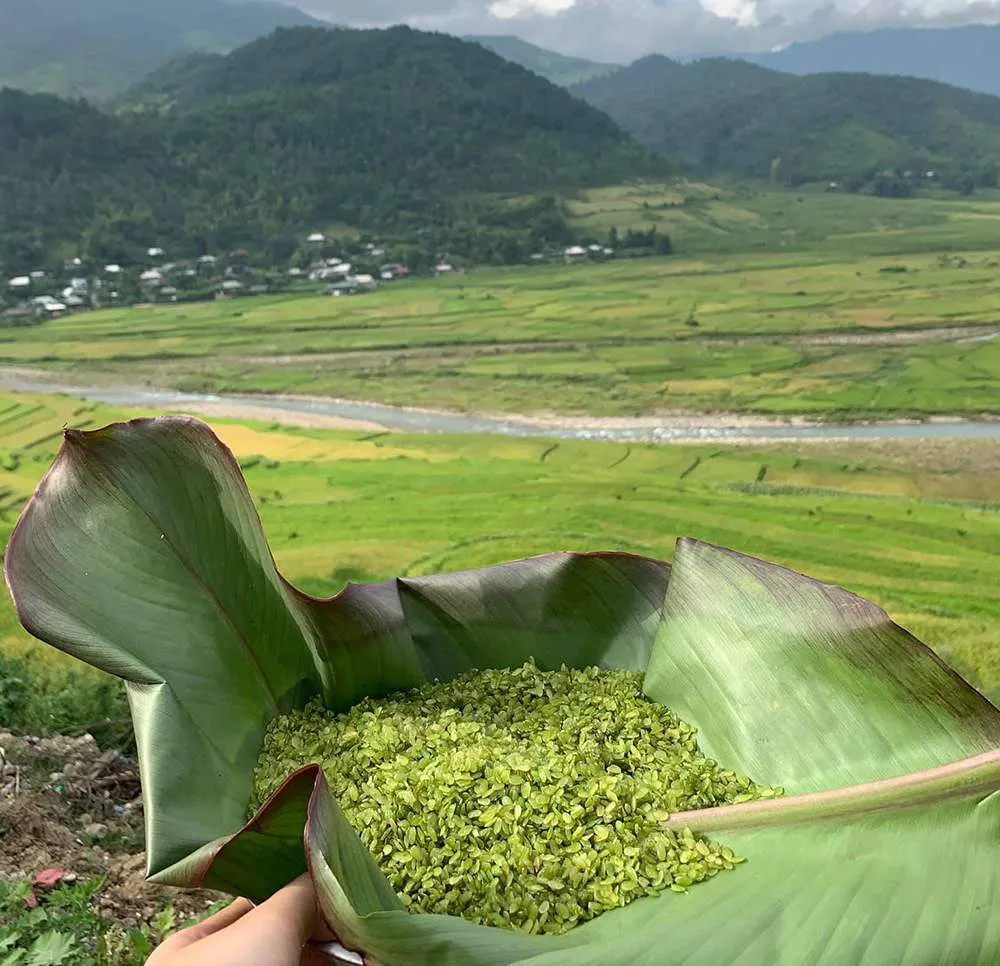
<box><xmin>154</xmin><ymin>764</ymin><xmax>323</xmax><ymax>891</ymax></box>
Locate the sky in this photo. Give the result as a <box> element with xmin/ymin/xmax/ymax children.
<box><xmin>300</xmin><ymin>0</ymin><xmax>1000</xmax><ymax>61</ymax></box>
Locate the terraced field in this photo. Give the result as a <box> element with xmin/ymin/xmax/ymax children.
<box><xmin>568</xmin><ymin>181</ymin><xmax>1000</xmax><ymax>255</ymax></box>
<box><xmin>2</xmin><ymin>393</ymin><xmax>998</xmax><ymax>707</ymax></box>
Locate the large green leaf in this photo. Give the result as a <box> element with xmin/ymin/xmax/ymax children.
<box><xmin>2</xmin><ymin>417</ymin><xmax>668</xmax><ymax>894</ymax></box>
<box><xmin>5</xmin><ymin>417</ymin><xmax>1000</xmax><ymax>965</ymax></box>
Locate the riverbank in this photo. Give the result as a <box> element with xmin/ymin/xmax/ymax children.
<box><xmin>0</xmin><ymin>366</ymin><xmax>1000</xmax><ymax>443</ymax></box>
<box><xmin>0</xmin><ymin>367</ymin><xmax>998</xmax><ymax>444</ymax></box>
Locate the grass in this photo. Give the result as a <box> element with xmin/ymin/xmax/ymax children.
<box><xmin>0</xmin><ymin>878</ymin><xmax>173</xmax><ymax>966</ymax></box>
<box><xmin>0</xmin><ymin>392</ymin><xmax>998</xmax><ymax>710</ymax></box>
<box><xmin>0</xmin><ymin>874</ymin><xmax>222</xmax><ymax>965</ymax></box>
<box><xmin>6</xmin><ymin>188</ymin><xmax>1000</xmax><ymax>418</ymax></box>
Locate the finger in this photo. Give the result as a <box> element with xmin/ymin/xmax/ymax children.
<box><xmin>181</xmin><ymin>898</ymin><xmax>255</xmax><ymax>943</ymax></box>
<box><xmin>147</xmin><ymin>898</ymin><xmax>253</xmax><ymax>960</ymax></box>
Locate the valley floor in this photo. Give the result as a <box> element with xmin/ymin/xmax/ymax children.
<box><xmin>3</xmin><ymin>190</ymin><xmax>1000</xmax><ymax>952</ymax></box>
<box><xmin>4</xmin><ymin>243</ymin><xmax>1000</xmax><ymax>422</ymax></box>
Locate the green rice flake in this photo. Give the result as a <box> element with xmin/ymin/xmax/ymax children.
<box><xmin>251</xmin><ymin>662</ymin><xmax>781</xmax><ymax>935</ymax></box>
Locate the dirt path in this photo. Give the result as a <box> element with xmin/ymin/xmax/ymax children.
<box><xmin>238</xmin><ymin>323</ymin><xmax>1000</xmax><ymax>369</ymax></box>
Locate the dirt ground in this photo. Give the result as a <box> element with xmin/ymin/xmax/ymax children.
<box><xmin>0</xmin><ymin>731</ymin><xmax>223</xmax><ymax>930</ymax></box>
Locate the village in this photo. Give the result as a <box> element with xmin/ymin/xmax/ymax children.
<box><xmin>1</xmin><ymin>235</ymin><xmax>419</xmax><ymax>325</ymax></box>
<box><xmin>1</xmin><ymin>232</ymin><xmax>619</xmax><ymax>325</ymax></box>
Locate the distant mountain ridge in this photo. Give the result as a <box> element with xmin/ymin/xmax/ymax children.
<box><xmin>744</xmin><ymin>24</ymin><xmax>1000</xmax><ymax>98</ymax></box>
<box><xmin>464</xmin><ymin>35</ymin><xmax>620</xmax><ymax>87</ymax></box>
<box><xmin>0</xmin><ymin>0</ymin><xmax>324</xmax><ymax>101</ymax></box>
<box><xmin>573</xmin><ymin>54</ymin><xmax>1000</xmax><ymax>189</ymax></box>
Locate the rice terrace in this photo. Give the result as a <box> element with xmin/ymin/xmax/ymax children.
<box><xmin>2</xmin><ymin>10</ymin><xmax>1000</xmax><ymax>962</ymax></box>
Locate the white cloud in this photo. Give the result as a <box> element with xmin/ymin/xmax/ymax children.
<box><xmin>699</xmin><ymin>0</ymin><xmax>759</xmax><ymax>27</ymax></box>
<box><xmin>302</xmin><ymin>0</ymin><xmax>1000</xmax><ymax>60</ymax></box>
<box><xmin>489</xmin><ymin>0</ymin><xmax>577</xmax><ymax>17</ymax></box>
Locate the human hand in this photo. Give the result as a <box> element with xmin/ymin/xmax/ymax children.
<box><xmin>147</xmin><ymin>873</ymin><xmax>342</xmax><ymax>966</ymax></box>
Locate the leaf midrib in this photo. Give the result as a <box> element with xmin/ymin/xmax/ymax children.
<box><xmin>665</xmin><ymin>748</ymin><xmax>1000</xmax><ymax>833</ymax></box>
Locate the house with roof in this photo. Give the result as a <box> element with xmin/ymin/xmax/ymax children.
<box><xmin>380</xmin><ymin>263</ymin><xmax>410</xmax><ymax>279</ymax></box>
<box><xmin>32</xmin><ymin>296</ymin><xmax>67</xmax><ymax>317</ymax></box>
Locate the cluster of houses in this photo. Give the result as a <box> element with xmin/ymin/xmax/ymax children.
<box><xmin>304</xmin><ymin>236</ymin><xmax>456</xmax><ymax>297</ymax></box>
<box><xmin>3</xmin><ymin>259</ymin><xmax>98</xmax><ymax>321</ymax></box>
<box><xmin>2</xmin><ymin>248</ymin><xmax>267</xmax><ymax>320</ymax></box>
<box><xmin>1</xmin><ymin>235</ymin><xmax>422</xmax><ymax>321</ymax></box>
<box><xmin>308</xmin><ymin>252</ymin><xmax>413</xmax><ymax>298</ymax></box>
<box><xmin>2</xmin><ymin>231</ymin><xmax>616</xmax><ymax>324</ymax></box>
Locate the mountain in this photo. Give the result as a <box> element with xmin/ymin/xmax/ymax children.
<box><xmin>573</xmin><ymin>56</ymin><xmax>1000</xmax><ymax>188</ymax></box>
<box><xmin>0</xmin><ymin>0</ymin><xmax>324</xmax><ymax>101</ymax></box>
<box><xmin>464</xmin><ymin>35</ymin><xmax>620</xmax><ymax>87</ymax></box>
<box><xmin>0</xmin><ymin>27</ymin><xmax>660</xmax><ymax>269</ymax></box>
<box><xmin>745</xmin><ymin>25</ymin><xmax>1000</xmax><ymax>99</ymax></box>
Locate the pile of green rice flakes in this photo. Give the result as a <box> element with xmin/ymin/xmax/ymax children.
<box><xmin>251</xmin><ymin>662</ymin><xmax>780</xmax><ymax>935</ymax></box>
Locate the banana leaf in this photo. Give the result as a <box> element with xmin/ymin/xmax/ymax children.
<box><xmin>5</xmin><ymin>416</ymin><xmax>1000</xmax><ymax>966</ymax></box>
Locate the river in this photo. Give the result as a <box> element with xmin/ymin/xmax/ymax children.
<box><xmin>4</xmin><ymin>376</ymin><xmax>1000</xmax><ymax>443</ymax></box>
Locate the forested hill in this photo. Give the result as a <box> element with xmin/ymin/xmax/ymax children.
<box><xmin>0</xmin><ymin>0</ymin><xmax>323</xmax><ymax>101</ymax></box>
<box><xmin>123</xmin><ymin>25</ymin><xmax>625</xmax><ymax>117</ymax></box>
<box><xmin>573</xmin><ymin>56</ymin><xmax>1000</xmax><ymax>188</ymax></box>
<box><xmin>0</xmin><ymin>27</ymin><xmax>660</xmax><ymax>269</ymax></box>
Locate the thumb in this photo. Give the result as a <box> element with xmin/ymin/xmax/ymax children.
<box><xmin>238</xmin><ymin>873</ymin><xmax>321</xmax><ymax>950</ymax></box>
<box><xmin>148</xmin><ymin>898</ymin><xmax>253</xmax><ymax>960</ymax></box>
<box><xmin>148</xmin><ymin>875</ymin><xmax>320</xmax><ymax>966</ymax></box>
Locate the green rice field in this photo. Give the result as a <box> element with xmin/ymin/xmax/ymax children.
<box><xmin>4</xmin><ymin>228</ymin><xmax>1000</xmax><ymax>419</ymax></box>
<box><xmin>1</xmin><ymin>393</ymin><xmax>998</xmax><ymax>708</ymax></box>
